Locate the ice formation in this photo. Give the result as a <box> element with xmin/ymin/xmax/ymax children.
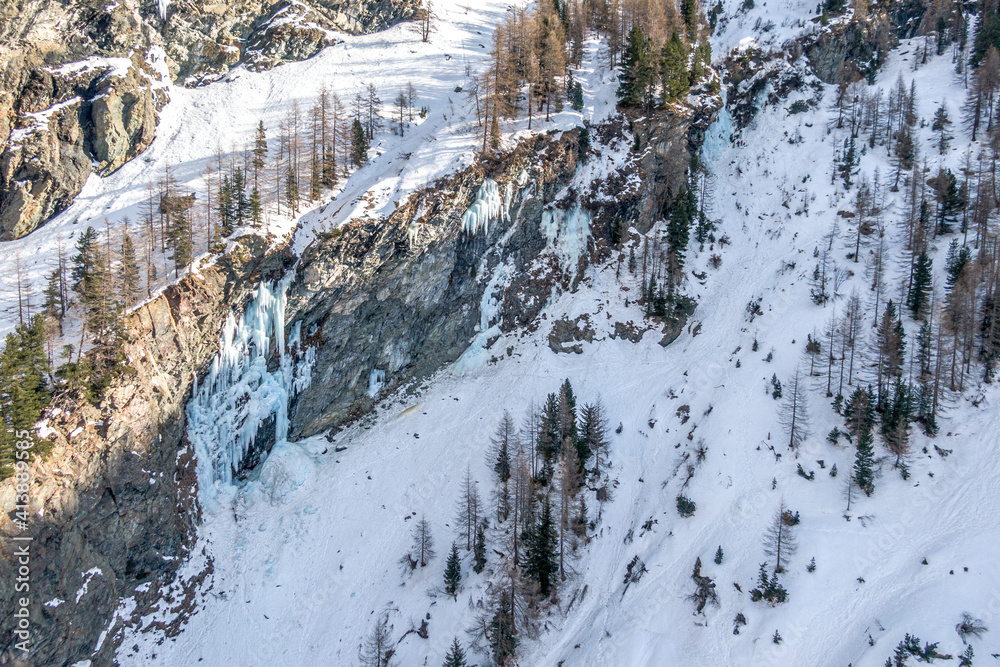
<box><xmin>367</xmin><ymin>369</ymin><xmax>387</xmax><ymax>397</ymax></box>
<box><xmin>540</xmin><ymin>206</ymin><xmax>592</xmax><ymax>275</ymax></box>
<box><xmin>461</xmin><ymin>178</ymin><xmax>505</xmax><ymax>235</ymax></box>
<box><xmin>187</xmin><ymin>277</ymin><xmax>314</xmax><ymax>504</ymax></box>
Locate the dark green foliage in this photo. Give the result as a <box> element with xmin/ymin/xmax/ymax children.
<box><xmin>170</xmin><ymin>207</ymin><xmax>193</xmax><ymax>272</ymax></box>
<box><xmin>945</xmin><ymin>239</ymin><xmax>971</xmax><ymax>290</ymax></box>
<box><xmin>749</xmin><ymin>562</ymin><xmax>788</xmax><ymax>605</ymax></box>
<box><xmin>676</xmin><ymin>494</ymin><xmax>696</xmax><ymax>517</ymax></box>
<box><xmin>487</xmin><ymin>591</ymin><xmax>518</xmax><ymax>664</ymax></box>
<box><xmin>681</xmin><ymin>0</ymin><xmax>699</xmax><ymax>38</ymax></box>
<box><xmin>771</xmin><ymin>374</ymin><xmax>782</xmax><ymax>400</ymax></box>
<box><xmin>444</xmin><ymin>542</ymin><xmax>461</xmax><ymax>599</ymax></box>
<box><xmin>351</xmin><ymin>118</ymin><xmax>369</xmax><ymax>167</ymax></box>
<box><xmin>218</xmin><ymin>174</ymin><xmax>234</xmax><ymax>235</ymax></box>
<box><xmin>840</xmin><ymin>136</ymin><xmax>858</xmax><ymax>189</ymax></box>
<box><xmin>473</xmin><ymin>523</ymin><xmax>487</xmax><ymax>574</ymax></box>
<box><xmin>569</xmin><ymin>77</ymin><xmax>584</xmax><ymax>111</ymax></box>
<box><xmin>959</xmin><ymin>645</ymin><xmax>973</xmax><ymax>667</ymax></box>
<box><xmin>971</xmin><ymin>2</ymin><xmax>1000</xmax><ymax>68</ymax></box>
<box><xmin>709</xmin><ymin>2</ymin><xmax>723</xmax><ymax>31</ymax></box>
<box><xmin>524</xmin><ymin>495</ymin><xmax>558</xmax><ymax>596</ymax></box>
<box><xmin>660</xmin><ymin>33</ymin><xmax>690</xmax><ymax>104</ymax></box>
<box><xmin>667</xmin><ymin>187</ymin><xmax>696</xmax><ymax>273</ymax></box>
<box><xmin>539</xmin><ymin>392</ymin><xmax>562</xmax><ymax>480</ymax></box>
<box><xmin>931</xmin><ymin>104</ymin><xmax>952</xmax><ymax>153</ymax></box>
<box><xmin>0</xmin><ymin>317</ymin><xmax>53</xmax><ymax>477</ymax></box>
<box><xmin>442</xmin><ymin>638</ymin><xmax>468</xmax><ymax>667</ymax></box>
<box><xmin>714</xmin><ymin>545</ymin><xmax>724</xmax><ymax>565</ymax></box>
<box><xmin>854</xmin><ymin>418</ymin><xmax>876</xmax><ymax>496</ymax></box>
<box><xmin>931</xmin><ymin>169</ymin><xmax>963</xmax><ymax>235</ymax></box>
<box><xmin>907</xmin><ymin>251</ymin><xmax>933</xmax><ymax>319</ymax></box>
<box><xmin>618</xmin><ymin>26</ymin><xmax>652</xmax><ymax>107</ymax></box>
<box><xmin>249</xmin><ymin>187</ymin><xmax>263</xmax><ymax>228</ymax></box>
<box><xmin>118</xmin><ymin>232</ymin><xmax>142</xmax><ymax>309</ymax></box>
<box><xmin>71</xmin><ymin>226</ymin><xmax>101</xmax><ymax>298</ymax></box>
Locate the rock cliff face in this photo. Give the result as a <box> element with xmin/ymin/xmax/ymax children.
<box><xmin>0</xmin><ymin>236</ymin><xmax>292</xmax><ymax>667</ymax></box>
<box><xmin>0</xmin><ymin>96</ymin><xmax>715</xmax><ymax>665</ymax></box>
<box><xmin>284</xmin><ymin>104</ymin><xmax>717</xmax><ymax>441</ymax></box>
<box><xmin>0</xmin><ymin>0</ymin><xmax>419</xmax><ymax>239</ymax></box>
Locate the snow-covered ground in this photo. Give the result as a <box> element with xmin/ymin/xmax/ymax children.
<box><xmin>0</xmin><ymin>0</ymin><xmax>616</xmax><ymax>339</ymax></box>
<box><xmin>40</xmin><ymin>1</ymin><xmax>995</xmax><ymax>665</ymax></box>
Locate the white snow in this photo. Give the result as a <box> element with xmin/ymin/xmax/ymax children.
<box><xmin>75</xmin><ymin>568</ymin><xmax>102</xmax><ymax>604</ymax></box>
<box><xmin>48</xmin><ymin>2</ymin><xmax>999</xmax><ymax>666</ymax></box>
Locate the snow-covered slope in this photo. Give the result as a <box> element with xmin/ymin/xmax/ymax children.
<box><xmin>101</xmin><ymin>3</ymin><xmax>1000</xmax><ymax>667</ymax></box>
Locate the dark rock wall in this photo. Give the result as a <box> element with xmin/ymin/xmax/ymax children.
<box><xmin>0</xmin><ymin>236</ymin><xmax>292</xmax><ymax>667</ymax></box>
<box><xmin>0</xmin><ymin>0</ymin><xmax>419</xmax><ymax>239</ymax></box>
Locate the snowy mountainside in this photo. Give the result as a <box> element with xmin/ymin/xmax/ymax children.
<box><xmin>120</xmin><ymin>8</ymin><xmax>1000</xmax><ymax>667</ymax></box>
<box><xmin>2</xmin><ymin>0</ymin><xmax>994</xmax><ymax>664</ymax></box>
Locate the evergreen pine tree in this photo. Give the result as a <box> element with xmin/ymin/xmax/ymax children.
<box><xmin>486</xmin><ymin>590</ymin><xmax>518</xmax><ymax>664</ymax></box>
<box><xmin>252</xmin><ymin>120</ymin><xmax>268</xmax><ymax>191</ymax></box>
<box><xmin>118</xmin><ymin>232</ymin><xmax>142</xmax><ymax>310</ymax></box>
<box><xmin>249</xmin><ymin>187</ymin><xmax>263</xmax><ymax>228</ymax></box>
<box><xmin>931</xmin><ymin>104</ymin><xmax>952</xmax><ymax>153</ymax></box>
<box><xmin>660</xmin><ymin>32</ymin><xmax>690</xmax><ymax>104</ymax></box>
<box><xmin>442</xmin><ymin>637</ymin><xmax>468</xmax><ymax>667</ymax></box>
<box><xmin>473</xmin><ymin>523</ymin><xmax>487</xmax><ymax>573</ymax></box>
<box><xmin>524</xmin><ymin>494</ymin><xmax>558</xmax><ymax>596</ymax></box>
<box><xmin>907</xmin><ymin>251</ymin><xmax>932</xmax><ymax>319</ymax></box>
<box><xmin>854</xmin><ymin>418</ymin><xmax>876</xmax><ymax>496</ymax></box>
<box><xmin>714</xmin><ymin>545</ymin><xmax>724</xmax><ymax>564</ymax></box>
<box><xmin>617</xmin><ymin>26</ymin><xmax>650</xmax><ymax>107</ymax></box>
<box><xmin>351</xmin><ymin>118</ymin><xmax>369</xmax><ymax>167</ymax></box>
<box><xmin>170</xmin><ymin>207</ymin><xmax>193</xmax><ymax>273</ymax></box>
<box><xmin>444</xmin><ymin>542</ymin><xmax>461</xmax><ymax>599</ymax></box>
<box><xmin>0</xmin><ymin>316</ymin><xmax>52</xmax><ymax>477</ymax></box>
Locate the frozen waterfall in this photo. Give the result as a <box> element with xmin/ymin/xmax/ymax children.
<box><xmin>187</xmin><ymin>277</ymin><xmax>315</xmax><ymax>505</ymax></box>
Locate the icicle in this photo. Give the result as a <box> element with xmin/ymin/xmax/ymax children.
<box><xmin>187</xmin><ymin>275</ymin><xmax>315</xmax><ymax>505</ymax></box>
<box><xmin>461</xmin><ymin>179</ymin><xmax>505</xmax><ymax>235</ymax></box>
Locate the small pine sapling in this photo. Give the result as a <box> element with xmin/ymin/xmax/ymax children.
<box><xmin>714</xmin><ymin>546</ymin><xmax>724</xmax><ymax>565</ymax></box>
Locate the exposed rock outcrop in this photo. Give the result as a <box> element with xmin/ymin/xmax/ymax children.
<box><xmin>0</xmin><ymin>235</ymin><xmax>292</xmax><ymax>667</ymax></box>
<box><xmin>0</xmin><ymin>53</ymin><xmax>169</xmax><ymax>239</ymax></box>
<box><xmin>0</xmin><ymin>0</ymin><xmax>419</xmax><ymax>239</ymax></box>
<box><xmin>284</xmin><ymin>100</ymin><xmax>718</xmax><ymax>439</ymax></box>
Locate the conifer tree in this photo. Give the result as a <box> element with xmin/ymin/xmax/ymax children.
<box><xmin>170</xmin><ymin>207</ymin><xmax>193</xmax><ymax>273</ymax></box>
<box><xmin>931</xmin><ymin>104</ymin><xmax>952</xmax><ymax>154</ymax></box>
<box><xmin>411</xmin><ymin>516</ymin><xmax>435</xmax><ymax>567</ymax></box>
<box><xmin>779</xmin><ymin>367</ymin><xmax>810</xmax><ymax>453</ymax></box>
<box><xmin>486</xmin><ymin>589</ymin><xmax>518</xmax><ymax>665</ymax></box>
<box><xmin>579</xmin><ymin>399</ymin><xmax>609</xmax><ymax>475</ymax></box>
<box><xmin>908</xmin><ymin>251</ymin><xmax>933</xmax><ymax>319</ymax></box>
<box><xmin>618</xmin><ymin>26</ymin><xmax>650</xmax><ymax>107</ymax></box>
<box><xmin>351</xmin><ymin>118</ymin><xmax>369</xmax><ymax>167</ymax></box>
<box><xmin>118</xmin><ymin>231</ymin><xmax>142</xmax><ymax>310</ymax></box>
<box><xmin>524</xmin><ymin>494</ymin><xmax>558</xmax><ymax>596</ymax></box>
<box><xmin>0</xmin><ymin>316</ymin><xmax>52</xmax><ymax>478</ymax></box>
<box><xmin>854</xmin><ymin>413</ymin><xmax>876</xmax><ymax>496</ymax></box>
<box><xmin>358</xmin><ymin>615</ymin><xmax>395</xmax><ymax>667</ymax></box>
<box><xmin>539</xmin><ymin>391</ymin><xmax>562</xmax><ymax>480</ymax></box>
<box><xmin>763</xmin><ymin>501</ymin><xmax>798</xmax><ymax>574</ymax></box>
<box><xmin>660</xmin><ymin>32</ymin><xmax>690</xmax><ymax>104</ymax></box>
<box><xmin>442</xmin><ymin>637</ymin><xmax>467</xmax><ymax>667</ymax></box>
<box><xmin>491</xmin><ymin>411</ymin><xmax>516</xmax><ymax>522</ymax></box>
<box><xmin>444</xmin><ymin>542</ymin><xmax>462</xmax><ymax>599</ymax></box>
<box><xmin>473</xmin><ymin>523</ymin><xmax>487</xmax><ymax>574</ymax></box>
<box><xmin>252</xmin><ymin>120</ymin><xmax>268</xmax><ymax>192</ymax></box>
<box><xmin>455</xmin><ymin>466</ymin><xmax>481</xmax><ymax>551</ymax></box>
